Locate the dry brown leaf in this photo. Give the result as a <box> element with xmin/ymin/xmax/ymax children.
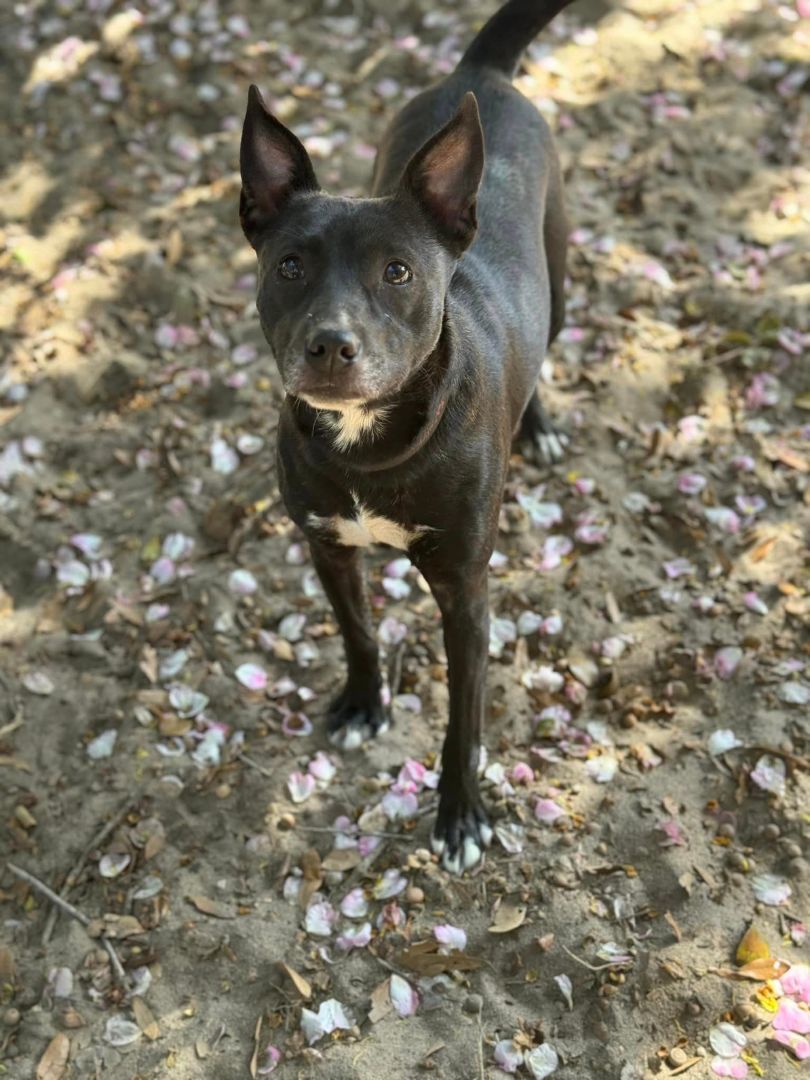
<box><xmin>298</xmin><ymin>848</ymin><xmax>324</xmax><ymax>909</ymax></box>
<box><xmin>139</xmin><ymin>644</ymin><xmax>158</xmax><ymax>684</ymax></box>
<box><xmin>321</xmin><ymin>849</ymin><xmax>362</xmax><ymax>872</ymax></box>
<box><xmin>132</xmin><ymin>997</ymin><xmax>159</xmax><ymax>1040</ymax></box>
<box><xmin>0</xmin><ymin>945</ymin><xmax>15</xmax><ymax>980</ymax></box>
<box><xmin>369</xmin><ymin>977</ymin><xmax>394</xmax><ymax>1023</ymax></box>
<box><xmin>279</xmin><ymin>963</ymin><xmax>311</xmax><ymax>1000</ymax></box>
<box><xmin>664</xmin><ymin>911</ymin><xmax>682</xmax><ymax>943</ymax></box>
<box><xmin>158</xmin><ymin>713</ymin><xmax>192</xmax><ymax>736</ymax></box>
<box><xmin>61</xmin><ymin>1006</ymin><xmax>85</xmax><ymax>1029</ymax></box>
<box><xmin>249</xmin><ymin>1015</ymin><xmax>262</xmax><ymax>1079</ymax></box>
<box><xmin>36</xmin><ymin>1032</ymin><xmax>70</xmax><ymax>1080</ymax></box>
<box><xmin>736</xmin><ymin>926</ymin><xmax>770</xmax><ymax>965</ymax></box>
<box><xmin>397</xmin><ymin>939</ymin><xmax>481</xmax><ymax>976</ymax></box>
<box><xmin>736</xmin><ymin>957</ymin><xmax>790</xmax><ymax>981</ymax></box>
<box><xmin>488</xmin><ymin>901</ymin><xmax>526</xmax><ymax>934</ymax></box>
<box><xmin>186</xmin><ymin>895</ymin><xmax>236</xmax><ymax>920</ymax></box>
<box><xmin>86</xmin><ymin>914</ymin><xmax>144</xmax><ymax>939</ymax></box>
<box><xmin>749</xmin><ymin>536</ymin><xmax>777</xmax><ymax>563</ymax></box>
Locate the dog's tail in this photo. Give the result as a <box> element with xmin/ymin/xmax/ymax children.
<box><xmin>459</xmin><ymin>0</ymin><xmax>577</xmax><ymax>78</ymax></box>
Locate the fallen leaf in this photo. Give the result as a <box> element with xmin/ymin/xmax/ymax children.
<box><xmin>36</xmin><ymin>1032</ymin><xmax>70</xmax><ymax>1080</ymax></box>
<box><xmin>185</xmin><ymin>896</ymin><xmax>236</xmax><ymax>920</ymax></box>
<box><xmin>369</xmin><ymin>978</ymin><xmax>394</xmax><ymax>1023</ymax></box>
<box><xmin>0</xmin><ymin>945</ymin><xmax>15</xmax><ymax>980</ymax></box>
<box><xmin>488</xmin><ymin>901</ymin><xmax>527</xmax><ymax>934</ymax></box>
<box><xmin>736</xmin><ymin>926</ymin><xmax>770</xmax><ymax>965</ymax></box>
<box><xmin>279</xmin><ymin>963</ymin><xmax>311</xmax><ymax>1000</ymax></box>
<box><xmin>664</xmin><ymin>911</ymin><xmax>682</xmax><ymax>942</ymax></box>
<box><xmin>132</xmin><ymin>997</ymin><xmax>159</xmax><ymax>1040</ymax></box>
<box><xmin>397</xmin><ymin>939</ymin><xmax>481</xmax><ymax>976</ymax></box>
<box><xmin>249</xmin><ymin>1015</ymin><xmax>262</xmax><ymax>1079</ymax></box>
<box><xmin>321</xmin><ymin>849</ymin><xmax>362</xmax><ymax>872</ymax></box>
<box><xmin>86</xmin><ymin>914</ymin><xmax>145</xmax><ymax>938</ymax></box>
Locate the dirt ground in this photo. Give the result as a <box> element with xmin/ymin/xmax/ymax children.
<box><xmin>1</xmin><ymin>0</ymin><xmax>809</xmax><ymax>1077</ymax></box>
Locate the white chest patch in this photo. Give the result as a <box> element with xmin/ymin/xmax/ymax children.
<box><xmin>309</xmin><ymin>500</ymin><xmax>426</xmax><ymax>551</ymax></box>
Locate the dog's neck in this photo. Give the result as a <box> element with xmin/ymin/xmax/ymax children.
<box><xmin>288</xmin><ymin>317</ymin><xmax>459</xmax><ymax>474</ymax></box>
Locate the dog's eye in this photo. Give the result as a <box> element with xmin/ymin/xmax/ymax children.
<box><xmin>383</xmin><ymin>260</ymin><xmax>412</xmax><ymax>285</ymax></box>
<box><xmin>278</xmin><ymin>255</ymin><xmax>304</xmax><ymax>280</ymax></box>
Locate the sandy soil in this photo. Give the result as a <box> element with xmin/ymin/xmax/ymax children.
<box><xmin>1</xmin><ymin>0</ymin><xmax>808</xmax><ymax>1078</ymax></box>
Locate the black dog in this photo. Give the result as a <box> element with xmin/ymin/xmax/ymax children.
<box><xmin>240</xmin><ymin>0</ymin><xmax>573</xmax><ymax>872</ymax></box>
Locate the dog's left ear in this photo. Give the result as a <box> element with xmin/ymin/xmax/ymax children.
<box><xmin>240</xmin><ymin>85</ymin><xmax>319</xmax><ymax>247</ymax></box>
<box><xmin>401</xmin><ymin>92</ymin><xmax>484</xmax><ymax>252</ymax></box>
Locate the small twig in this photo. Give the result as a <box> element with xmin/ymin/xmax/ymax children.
<box><xmin>747</xmin><ymin>745</ymin><xmax>809</xmax><ymax>770</ymax></box>
<box><xmin>0</xmin><ymin>710</ymin><xmax>24</xmax><ymax>740</ymax></box>
<box><xmin>292</xmin><ymin>824</ymin><xmax>415</xmax><ymax>841</ymax></box>
<box><xmin>43</xmin><ymin>794</ymin><xmax>136</xmax><ymax>945</ymax></box>
<box><xmin>7</xmin><ymin>862</ymin><xmax>130</xmax><ymax>988</ymax></box>
<box><xmin>561</xmin><ymin>944</ymin><xmax>628</xmax><ymax>972</ymax></box>
<box><xmin>8</xmin><ymin>862</ymin><xmax>91</xmax><ymax>925</ymax></box>
<box><xmin>235</xmin><ymin>751</ymin><xmax>276</xmax><ymax>779</ymax></box>
<box><xmin>476</xmin><ymin>1009</ymin><xmax>486</xmax><ymax>1080</ymax></box>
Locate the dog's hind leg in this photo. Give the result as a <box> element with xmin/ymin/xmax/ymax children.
<box><xmin>520</xmin><ymin>157</ymin><xmax>569</xmax><ymax>466</ymax></box>
<box><xmin>309</xmin><ymin>540</ymin><xmax>388</xmax><ymax>749</ymax></box>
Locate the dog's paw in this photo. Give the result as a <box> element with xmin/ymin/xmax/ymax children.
<box><xmin>431</xmin><ymin>798</ymin><xmax>492</xmax><ymax>874</ymax></box>
<box><xmin>529</xmin><ymin>426</ymin><xmax>569</xmax><ymax>465</ymax></box>
<box><xmin>519</xmin><ymin>399</ymin><xmax>569</xmax><ymax>466</ymax></box>
<box><xmin>326</xmin><ymin>688</ymin><xmax>389</xmax><ymax>750</ymax></box>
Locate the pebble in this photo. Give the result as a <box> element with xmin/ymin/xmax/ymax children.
<box><xmin>405</xmin><ymin>886</ymin><xmax>424</xmax><ymax>904</ymax></box>
<box><xmin>789</xmin><ymin>857</ymin><xmax>807</xmax><ymax>879</ymax></box>
<box><xmin>727</xmin><ymin>851</ymin><xmax>748</xmax><ymax>871</ymax></box>
<box><xmin>414</xmin><ymin>848</ymin><xmax>432</xmax><ymax>864</ymax></box>
<box><xmin>463</xmin><ymin>994</ymin><xmax>483</xmax><ymax>1015</ymax></box>
<box><xmin>729</xmin><ymin>872</ymin><xmax>745</xmax><ymax>888</ymax></box>
<box><xmin>278</xmin><ymin>813</ymin><xmax>295</xmax><ymax>830</ymax></box>
<box><xmin>762</xmin><ymin>823</ymin><xmax>780</xmax><ymax>841</ymax></box>
<box><xmin>687</xmin><ymin>1001</ymin><xmax>702</xmax><ymax>1016</ymax></box>
<box><xmin>668</xmin><ymin>1047</ymin><xmax>688</xmax><ymax>1067</ymax></box>
<box><xmin>717</xmin><ymin>822</ymin><xmax>735</xmax><ymax>839</ymax></box>
<box><xmin>2</xmin><ymin>1008</ymin><xmax>20</xmax><ymax>1027</ymax></box>
<box><xmin>214</xmin><ymin>783</ymin><xmax>231</xmax><ymax>799</ymax></box>
<box><xmin>781</xmin><ymin>840</ymin><xmax>802</xmax><ymax>859</ymax></box>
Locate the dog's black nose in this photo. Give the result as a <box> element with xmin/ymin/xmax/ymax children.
<box><xmin>305</xmin><ymin>328</ymin><xmax>361</xmax><ymax>366</ymax></box>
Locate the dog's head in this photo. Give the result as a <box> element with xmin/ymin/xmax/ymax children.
<box><xmin>239</xmin><ymin>87</ymin><xmax>484</xmax><ymax>409</ymax></box>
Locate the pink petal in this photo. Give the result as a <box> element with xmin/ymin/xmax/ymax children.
<box><xmin>494</xmin><ymin>1040</ymin><xmax>523</xmax><ymax>1073</ymax></box>
<box><xmin>772</xmin><ymin>1031</ymin><xmax>810</xmax><ymax>1060</ymax></box>
<box><xmin>389</xmin><ymin>974</ymin><xmax>419</xmax><ymax>1018</ymax></box>
<box><xmin>775</xmin><ymin>999</ymin><xmax>810</xmax><ymax>1034</ymax></box>
<box><xmin>287</xmin><ymin>771</ymin><xmax>316</xmax><ymax>804</ymax></box>
<box><xmin>677</xmin><ymin>472</ymin><xmax>707</xmax><ymax>495</ymax></box>
<box><xmin>340</xmin><ymin>889</ymin><xmax>369</xmax><ymax>919</ymax></box>
<box><xmin>715</xmin><ymin>647</ymin><xmax>743</xmax><ymax>680</ymax></box>
<box><xmin>236</xmin><ymin>663</ymin><xmax>268</xmax><ymax>691</ymax></box>
<box><xmin>535</xmin><ymin>798</ymin><xmax>566</xmax><ymax>825</ymax></box>
<box><xmin>281</xmin><ymin>712</ymin><xmax>313</xmax><ymax>737</ymax></box>
<box><xmin>308</xmin><ymin>751</ymin><xmax>336</xmax><ymax>783</ymax></box>
<box><xmin>434</xmin><ymin>924</ymin><xmax>467</xmax><ymax>951</ymax></box>
<box><xmin>336</xmin><ymin>922</ymin><xmax>372</xmax><ymax>951</ymax></box>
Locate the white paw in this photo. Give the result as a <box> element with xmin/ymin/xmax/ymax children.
<box><xmin>430</xmin><ymin>834</ymin><xmax>446</xmax><ymax>857</ymax></box>
<box><xmin>479</xmin><ymin>822</ymin><xmax>493</xmax><ymax>848</ymax></box>
<box><xmin>329</xmin><ymin>725</ymin><xmax>364</xmax><ymax>751</ymax></box>
<box><xmin>535</xmin><ymin>429</ymin><xmax>569</xmax><ymax>465</ymax></box>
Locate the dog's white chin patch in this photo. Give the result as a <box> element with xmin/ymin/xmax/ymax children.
<box><xmin>302</xmin><ymin>396</ymin><xmax>390</xmax><ymax>452</ymax></box>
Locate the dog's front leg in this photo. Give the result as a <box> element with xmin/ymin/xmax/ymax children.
<box><xmin>309</xmin><ymin>539</ymin><xmax>387</xmax><ymax>749</ymax></box>
<box><xmin>416</xmin><ymin>558</ymin><xmax>493</xmax><ymax>873</ymax></box>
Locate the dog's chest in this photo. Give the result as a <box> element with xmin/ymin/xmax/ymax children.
<box><xmin>308</xmin><ymin>499</ymin><xmax>426</xmax><ymax>552</ymax></box>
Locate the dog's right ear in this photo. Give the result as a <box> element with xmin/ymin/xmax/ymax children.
<box><xmin>239</xmin><ymin>85</ymin><xmax>319</xmax><ymax>247</ymax></box>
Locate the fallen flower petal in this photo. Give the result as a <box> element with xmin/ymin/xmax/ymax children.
<box><xmin>288</xmin><ymin>771</ymin><xmax>316</xmax><ymax>804</ymax></box>
<box><xmin>389</xmin><ymin>974</ymin><xmax>419</xmax><ymax>1018</ymax></box>
<box><xmin>236</xmin><ymin>663</ymin><xmax>268</xmax><ymax>691</ymax></box>
<box><xmin>774</xmin><ymin>999</ymin><xmax>810</xmax><ymax>1035</ymax></box>
<box><xmin>304</xmin><ymin>901</ymin><xmax>336</xmax><ymax>937</ymax></box>
<box><xmin>494</xmin><ymin>1039</ymin><xmax>523</xmax><ymax>1073</ymax></box>
<box><xmin>434</xmin><ymin>924</ymin><xmax>467</xmax><ymax>951</ymax></box>
<box><xmin>708</xmin><ymin>729</ymin><xmax>744</xmax><ymax>755</ymax></box>
<box><xmin>300</xmin><ymin>998</ymin><xmax>354</xmax><ymax>1044</ymax></box>
<box><xmin>715</xmin><ymin>647</ymin><xmax>743</xmax><ymax>680</ymax></box>
<box><xmin>751</xmin><ymin>873</ymin><xmax>791</xmax><ymax>906</ymax></box>
<box><xmin>525</xmin><ymin>1043</ymin><xmax>559</xmax><ymax>1078</ymax></box>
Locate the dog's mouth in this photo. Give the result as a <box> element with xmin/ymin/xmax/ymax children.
<box><xmin>294</xmin><ymin>387</ymin><xmax>369</xmax><ymax>411</ymax></box>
